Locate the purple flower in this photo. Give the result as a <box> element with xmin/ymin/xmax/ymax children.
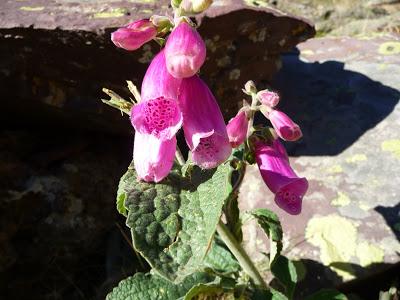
<box><xmin>255</xmin><ymin>139</ymin><xmax>308</xmax><ymax>215</ymax></box>
<box><xmin>268</xmin><ymin>110</ymin><xmax>303</xmax><ymax>142</ymax></box>
<box><xmin>131</xmin><ymin>50</ymin><xmax>183</xmax><ymax>141</ymax></box>
<box><xmin>133</xmin><ymin>132</ymin><xmax>176</xmax><ymax>183</ymax></box>
<box><xmin>179</xmin><ymin>76</ymin><xmax>231</xmax><ymax>169</ymax></box>
<box><xmin>257</xmin><ymin>89</ymin><xmax>280</xmax><ymax>108</ymax></box>
<box><xmin>111</xmin><ymin>19</ymin><xmax>157</xmax><ymax>51</ymax></box>
<box><xmin>165</xmin><ymin>21</ymin><xmax>206</xmax><ymax>78</ymax></box>
<box><xmin>226</xmin><ymin>110</ymin><xmax>248</xmax><ymax>148</ymax></box>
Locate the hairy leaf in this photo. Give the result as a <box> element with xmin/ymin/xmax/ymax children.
<box><xmin>119</xmin><ymin>163</ymin><xmax>231</xmax><ymax>282</ymax></box>
<box><xmin>106</xmin><ymin>272</ymin><xmax>212</xmax><ymax>300</ymax></box>
<box><xmin>251</xmin><ymin>209</ymin><xmax>283</xmax><ymax>266</ymax></box>
<box><xmin>204</xmin><ymin>242</ymin><xmax>240</xmax><ymax>274</ymax></box>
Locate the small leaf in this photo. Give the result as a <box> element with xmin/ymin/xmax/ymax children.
<box><xmin>251</xmin><ymin>209</ymin><xmax>283</xmax><ymax>266</ymax></box>
<box><xmin>183</xmin><ymin>283</ymin><xmax>231</xmax><ymax>300</ymax></box>
<box><xmin>204</xmin><ymin>242</ymin><xmax>240</xmax><ymax>274</ymax></box>
<box><xmin>305</xmin><ymin>289</ymin><xmax>348</xmax><ymax>300</ymax></box>
<box><xmin>251</xmin><ymin>288</ymin><xmax>289</xmax><ymax>300</ymax></box>
<box><xmin>224</xmin><ymin>193</ymin><xmax>243</xmax><ymax>242</ymax></box>
<box><xmin>106</xmin><ymin>272</ymin><xmax>213</xmax><ymax>300</ymax></box>
<box><xmin>270</xmin><ymin>256</ymin><xmax>297</xmax><ymax>299</ymax></box>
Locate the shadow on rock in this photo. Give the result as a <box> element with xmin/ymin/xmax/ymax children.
<box><xmin>294</xmin><ymin>259</ymin><xmax>400</xmax><ymax>300</ymax></box>
<box><xmin>375</xmin><ymin>203</ymin><xmax>400</xmax><ymax>242</ymax></box>
<box><xmin>269</xmin><ymin>50</ymin><xmax>400</xmax><ymax>156</ymax></box>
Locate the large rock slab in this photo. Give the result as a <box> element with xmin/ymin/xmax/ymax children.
<box><xmin>239</xmin><ymin>34</ymin><xmax>400</xmax><ymax>298</ymax></box>
<box><xmin>0</xmin><ymin>0</ymin><xmax>314</xmax><ymax>133</ymax></box>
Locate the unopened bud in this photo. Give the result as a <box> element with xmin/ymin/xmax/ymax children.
<box><xmin>192</xmin><ymin>0</ymin><xmax>213</xmax><ymax>13</ymax></box>
<box><xmin>244</xmin><ymin>80</ymin><xmax>257</xmax><ymax>95</ymax></box>
<box><xmin>171</xmin><ymin>0</ymin><xmax>182</xmax><ymax>8</ymax></box>
<box><xmin>180</xmin><ymin>0</ymin><xmax>213</xmax><ymax>14</ymax></box>
<box><xmin>150</xmin><ymin>15</ymin><xmax>173</xmax><ymax>34</ymax></box>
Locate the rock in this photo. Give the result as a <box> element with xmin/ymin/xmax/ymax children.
<box><xmin>0</xmin><ymin>129</ymin><xmax>136</xmax><ymax>299</ymax></box>
<box><xmin>239</xmin><ymin>34</ymin><xmax>400</xmax><ymax>298</ymax></box>
<box><xmin>0</xmin><ymin>0</ymin><xmax>314</xmax><ymax>133</ymax></box>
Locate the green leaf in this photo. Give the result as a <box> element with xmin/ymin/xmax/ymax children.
<box><xmin>204</xmin><ymin>242</ymin><xmax>240</xmax><ymax>274</ymax></box>
<box><xmin>251</xmin><ymin>209</ymin><xmax>283</xmax><ymax>266</ymax></box>
<box><xmin>250</xmin><ymin>288</ymin><xmax>288</xmax><ymax>300</ymax></box>
<box><xmin>183</xmin><ymin>283</ymin><xmax>233</xmax><ymax>300</ymax></box>
<box><xmin>106</xmin><ymin>272</ymin><xmax>213</xmax><ymax>300</ymax></box>
<box><xmin>116</xmin><ymin>165</ymin><xmax>136</xmax><ymax>216</ymax></box>
<box><xmin>305</xmin><ymin>289</ymin><xmax>348</xmax><ymax>300</ymax></box>
<box><xmin>225</xmin><ymin>193</ymin><xmax>243</xmax><ymax>242</ymax></box>
<box><xmin>120</xmin><ymin>163</ymin><xmax>231</xmax><ymax>282</ymax></box>
<box><xmin>270</xmin><ymin>256</ymin><xmax>297</xmax><ymax>299</ymax></box>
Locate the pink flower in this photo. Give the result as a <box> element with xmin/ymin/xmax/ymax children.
<box><xmin>255</xmin><ymin>139</ymin><xmax>308</xmax><ymax>215</ymax></box>
<box><xmin>226</xmin><ymin>110</ymin><xmax>248</xmax><ymax>148</ymax></box>
<box><xmin>179</xmin><ymin>76</ymin><xmax>231</xmax><ymax>169</ymax></box>
<box><xmin>165</xmin><ymin>22</ymin><xmax>206</xmax><ymax>78</ymax></box>
<box><xmin>257</xmin><ymin>90</ymin><xmax>280</xmax><ymax>108</ymax></box>
<box><xmin>111</xmin><ymin>19</ymin><xmax>157</xmax><ymax>51</ymax></box>
<box><xmin>131</xmin><ymin>50</ymin><xmax>183</xmax><ymax>140</ymax></box>
<box><xmin>133</xmin><ymin>132</ymin><xmax>176</xmax><ymax>183</ymax></box>
<box><xmin>268</xmin><ymin>110</ymin><xmax>302</xmax><ymax>142</ymax></box>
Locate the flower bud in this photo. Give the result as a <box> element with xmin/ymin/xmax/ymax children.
<box><xmin>178</xmin><ymin>76</ymin><xmax>231</xmax><ymax>169</ymax></box>
<box><xmin>165</xmin><ymin>22</ymin><xmax>206</xmax><ymax>78</ymax></box>
<box><xmin>255</xmin><ymin>139</ymin><xmax>308</xmax><ymax>215</ymax></box>
<box><xmin>134</xmin><ymin>132</ymin><xmax>176</xmax><ymax>183</ymax></box>
<box><xmin>244</xmin><ymin>80</ymin><xmax>257</xmax><ymax>95</ymax></box>
<box><xmin>150</xmin><ymin>15</ymin><xmax>172</xmax><ymax>31</ymax></box>
<box><xmin>226</xmin><ymin>110</ymin><xmax>248</xmax><ymax>148</ymax></box>
<box><xmin>181</xmin><ymin>0</ymin><xmax>213</xmax><ymax>13</ymax></box>
<box><xmin>268</xmin><ymin>110</ymin><xmax>303</xmax><ymax>142</ymax></box>
<box><xmin>111</xmin><ymin>19</ymin><xmax>157</xmax><ymax>51</ymax></box>
<box><xmin>257</xmin><ymin>89</ymin><xmax>280</xmax><ymax>108</ymax></box>
<box><xmin>171</xmin><ymin>0</ymin><xmax>182</xmax><ymax>8</ymax></box>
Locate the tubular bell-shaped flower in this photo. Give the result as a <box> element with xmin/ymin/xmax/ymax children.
<box><xmin>226</xmin><ymin>110</ymin><xmax>249</xmax><ymax>148</ymax></box>
<box><xmin>133</xmin><ymin>132</ymin><xmax>177</xmax><ymax>183</ymax></box>
<box><xmin>255</xmin><ymin>139</ymin><xmax>308</xmax><ymax>215</ymax></box>
<box><xmin>165</xmin><ymin>21</ymin><xmax>206</xmax><ymax>78</ymax></box>
<box><xmin>179</xmin><ymin>76</ymin><xmax>231</xmax><ymax>169</ymax></box>
<box><xmin>131</xmin><ymin>50</ymin><xmax>183</xmax><ymax>140</ymax></box>
<box><xmin>111</xmin><ymin>19</ymin><xmax>157</xmax><ymax>51</ymax></box>
<box><xmin>268</xmin><ymin>110</ymin><xmax>303</xmax><ymax>142</ymax></box>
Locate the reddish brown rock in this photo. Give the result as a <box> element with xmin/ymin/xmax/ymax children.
<box><xmin>0</xmin><ymin>0</ymin><xmax>314</xmax><ymax>133</ymax></box>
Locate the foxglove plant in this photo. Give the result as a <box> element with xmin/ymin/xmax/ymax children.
<box><xmin>100</xmin><ymin>1</ymin><xmax>344</xmax><ymax>300</ymax></box>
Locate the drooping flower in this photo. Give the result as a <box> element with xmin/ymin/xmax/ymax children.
<box><xmin>165</xmin><ymin>21</ymin><xmax>206</xmax><ymax>78</ymax></box>
<box><xmin>131</xmin><ymin>50</ymin><xmax>183</xmax><ymax>140</ymax></box>
<box><xmin>268</xmin><ymin>110</ymin><xmax>303</xmax><ymax>142</ymax></box>
<box><xmin>226</xmin><ymin>110</ymin><xmax>249</xmax><ymax>148</ymax></box>
<box><xmin>133</xmin><ymin>132</ymin><xmax>176</xmax><ymax>183</ymax></box>
<box><xmin>255</xmin><ymin>139</ymin><xmax>308</xmax><ymax>215</ymax></box>
<box><xmin>257</xmin><ymin>89</ymin><xmax>280</xmax><ymax>108</ymax></box>
<box><xmin>179</xmin><ymin>76</ymin><xmax>231</xmax><ymax>169</ymax></box>
<box><xmin>111</xmin><ymin>19</ymin><xmax>157</xmax><ymax>51</ymax></box>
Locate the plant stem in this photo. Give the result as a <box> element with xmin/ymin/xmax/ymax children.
<box><xmin>247</xmin><ymin>93</ymin><xmax>259</xmax><ymax>138</ymax></box>
<box><xmin>216</xmin><ymin>220</ymin><xmax>267</xmax><ymax>289</ymax></box>
<box><xmin>175</xmin><ymin>147</ymin><xmax>186</xmax><ymax>166</ymax></box>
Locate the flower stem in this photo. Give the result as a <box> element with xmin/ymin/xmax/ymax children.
<box><xmin>216</xmin><ymin>220</ymin><xmax>267</xmax><ymax>289</ymax></box>
<box><xmin>175</xmin><ymin>147</ymin><xmax>186</xmax><ymax>166</ymax></box>
<box><xmin>247</xmin><ymin>93</ymin><xmax>259</xmax><ymax>138</ymax></box>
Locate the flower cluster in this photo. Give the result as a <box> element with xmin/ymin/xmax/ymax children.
<box><xmin>112</xmin><ymin>18</ymin><xmax>230</xmax><ymax>182</ymax></box>
<box><xmin>110</xmin><ymin>9</ymin><xmax>308</xmax><ymax>214</ymax></box>
<box><xmin>226</xmin><ymin>84</ymin><xmax>308</xmax><ymax>215</ymax></box>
